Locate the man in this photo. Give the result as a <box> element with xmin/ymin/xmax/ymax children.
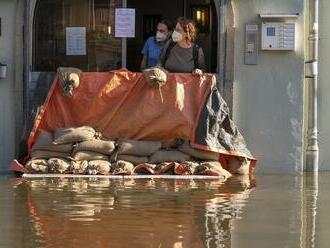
<box><xmin>140</xmin><ymin>19</ymin><xmax>172</xmax><ymax>70</ymax></box>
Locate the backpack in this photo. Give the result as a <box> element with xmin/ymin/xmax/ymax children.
<box><xmin>161</xmin><ymin>40</ymin><xmax>200</xmax><ymax>70</ymax></box>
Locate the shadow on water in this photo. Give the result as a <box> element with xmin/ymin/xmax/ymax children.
<box><xmin>6</xmin><ymin>175</ymin><xmax>255</xmax><ymax>248</ymax></box>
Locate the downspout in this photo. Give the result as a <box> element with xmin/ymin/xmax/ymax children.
<box><xmin>305</xmin><ymin>0</ymin><xmax>319</xmax><ymax>172</ymax></box>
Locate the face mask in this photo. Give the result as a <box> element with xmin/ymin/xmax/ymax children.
<box><xmin>172</xmin><ymin>30</ymin><xmax>183</xmax><ymax>42</ymax></box>
<box><xmin>156</xmin><ymin>31</ymin><xmax>167</xmax><ymax>42</ymax></box>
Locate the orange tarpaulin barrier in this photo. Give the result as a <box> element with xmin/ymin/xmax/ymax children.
<box><xmin>9</xmin><ymin>69</ymin><xmax>256</xmax><ymax>174</ymax></box>
<box><xmin>28</xmin><ymin>70</ymin><xmax>214</xmax><ymax>150</ymax></box>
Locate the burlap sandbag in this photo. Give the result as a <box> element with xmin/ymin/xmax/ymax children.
<box><xmin>178</xmin><ymin>141</ymin><xmax>219</xmax><ymax>161</ymax></box>
<box><xmin>149</xmin><ymin>149</ymin><xmax>191</xmax><ymax>164</ymax></box>
<box><xmin>87</xmin><ymin>160</ymin><xmax>111</xmax><ymax>175</ymax></box>
<box><xmin>48</xmin><ymin>158</ymin><xmax>71</xmax><ymax>174</ymax></box>
<box><xmin>57</xmin><ymin>67</ymin><xmax>82</xmax><ymax>96</ymax></box>
<box><xmin>72</xmin><ymin>151</ymin><xmax>109</xmax><ymax>161</ymax></box>
<box><xmin>227</xmin><ymin>157</ymin><xmax>250</xmax><ymax>175</ymax></box>
<box><xmin>73</xmin><ymin>139</ymin><xmax>115</xmax><ymax>155</ymax></box>
<box><xmin>133</xmin><ymin>163</ymin><xmax>157</xmax><ymax>174</ymax></box>
<box><xmin>71</xmin><ymin>160</ymin><xmax>89</xmax><ymax>174</ymax></box>
<box><xmin>194</xmin><ymin>161</ymin><xmax>232</xmax><ymax>178</ymax></box>
<box><xmin>26</xmin><ymin>159</ymin><xmax>49</xmax><ymax>173</ymax></box>
<box><xmin>142</xmin><ymin>66</ymin><xmax>167</xmax><ymax>88</ymax></box>
<box><xmin>117</xmin><ymin>154</ymin><xmax>149</xmax><ymax>165</ymax></box>
<box><xmin>53</xmin><ymin>126</ymin><xmax>96</xmax><ymax>145</ymax></box>
<box><xmin>110</xmin><ymin>160</ymin><xmax>134</xmax><ymax>175</ymax></box>
<box><xmin>32</xmin><ymin>130</ymin><xmax>73</xmax><ymax>152</ymax></box>
<box><xmin>31</xmin><ymin>150</ymin><xmax>71</xmax><ymax>159</ymax></box>
<box><xmin>118</xmin><ymin>139</ymin><xmax>161</xmax><ymax>156</ymax></box>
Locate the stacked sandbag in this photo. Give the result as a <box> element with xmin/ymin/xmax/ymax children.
<box><xmin>31</xmin><ymin>130</ymin><xmax>73</xmax><ymax>160</ymax></box>
<box><xmin>116</xmin><ymin>139</ymin><xmax>161</xmax><ymax>164</ymax></box>
<box><xmin>26</xmin><ymin>127</ymin><xmax>234</xmax><ymax>177</ymax></box>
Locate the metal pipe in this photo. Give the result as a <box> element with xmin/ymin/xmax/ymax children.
<box><xmin>306</xmin><ymin>0</ymin><xmax>319</xmax><ymax>172</ymax></box>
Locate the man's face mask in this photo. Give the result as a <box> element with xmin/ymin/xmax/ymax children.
<box><xmin>156</xmin><ymin>31</ymin><xmax>167</xmax><ymax>42</ymax></box>
<box><xmin>172</xmin><ymin>30</ymin><xmax>183</xmax><ymax>42</ymax></box>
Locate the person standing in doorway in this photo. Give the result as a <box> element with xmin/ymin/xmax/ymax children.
<box><xmin>159</xmin><ymin>17</ymin><xmax>205</xmax><ymax>74</ymax></box>
<box><xmin>140</xmin><ymin>19</ymin><xmax>172</xmax><ymax>70</ymax></box>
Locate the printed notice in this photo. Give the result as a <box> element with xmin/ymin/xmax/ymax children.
<box><xmin>66</xmin><ymin>27</ymin><xmax>86</xmax><ymax>55</ymax></box>
<box><xmin>115</xmin><ymin>8</ymin><xmax>135</xmax><ymax>38</ymax></box>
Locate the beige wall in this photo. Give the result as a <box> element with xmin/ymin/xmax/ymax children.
<box><xmin>232</xmin><ymin>0</ymin><xmax>306</xmax><ymax>174</ymax></box>
<box><xmin>318</xmin><ymin>0</ymin><xmax>330</xmax><ymax>170</ymax></box>
<box><xmin>0</xmin><ymin>0</ymin><xmax>23</xmax><ymax>171</ymax></box>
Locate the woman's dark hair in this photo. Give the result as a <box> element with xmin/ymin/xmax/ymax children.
<box><xmin>176</xmin><ymin>17</ymin><xmax>197</xmax><ymax>42</ymax></box>
<box><xmin>158</xmin><ymin>19</ymin><xmax>173</xmax><ymax>31</ymax></box>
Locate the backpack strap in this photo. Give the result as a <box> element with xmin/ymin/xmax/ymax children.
<box><xmin>161</xmin><ymin>40</ymin><xmax>176</xmax><ymax>67</ymax></box>
<box><xmin>192</xmin><ymin>44</ymin><xmax>200</xmax><ymax>70</ymax></box>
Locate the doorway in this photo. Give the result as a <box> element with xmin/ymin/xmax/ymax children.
<box><xmin>126</xmin><ymin>0</ymin><xmax>218</xmax><ymax>72</ymax></box>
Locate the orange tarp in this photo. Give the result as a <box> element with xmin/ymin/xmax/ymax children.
<box><xmin>28</xmin><ymin>70</ymin><xmax>214</xmax><ymax>151</ymax></box>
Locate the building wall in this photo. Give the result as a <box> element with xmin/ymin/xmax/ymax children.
<box><xmin>318</xmin><ymin>0</ymin><xmax>330</xmax><ymax>170</ymax></box>
<box><xmin>0</xmin><ymin>0</ymin><xmax>23</xmax><ymax>171</ymax></box>
<box><xmin>232</xmin><ymin>0</ymin><xmax>306</xmax><ymax>174</ymax></box>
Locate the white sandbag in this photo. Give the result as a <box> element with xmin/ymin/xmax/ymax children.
<box><xmin>26</xmin><ymin>159</ymin><xmax>49</xmax><ymax>173</ymax></box>
<box><xmin>87</xmin><ymin>160</ymin><xmax>111</xmax><ymax>175</ymax></box>
<box><xmin>110</xmin><ymin>160</ymin><xmax>134</xmax><ymax>175</ymax></box>
<box><xmin>48</xmin><ymin>158</ymin><xmax>71</xmax><ymax>174</ymax></box>
<box><xmin>71</xmin><ymin>160</ymin><xmax>89</xmax><ymax>174</ymax></box>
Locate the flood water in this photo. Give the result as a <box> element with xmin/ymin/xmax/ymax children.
<box><xmin>0</xmin><ymin>173</ymin><xmax>329</xmax><ymax>248</ymax></box>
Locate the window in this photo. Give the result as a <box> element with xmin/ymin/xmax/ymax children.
<box><xmin>33</xmin><ymin>0</ymin><xmax>122</xmax><ymax>71</ymax></box>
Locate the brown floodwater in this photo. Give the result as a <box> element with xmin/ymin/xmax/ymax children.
<box><xmin>0</xmin><ymin>173</ymin><xmax>328</xmax><ymax>248</ymax></box>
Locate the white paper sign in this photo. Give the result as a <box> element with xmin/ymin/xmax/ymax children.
<box><xmin>115</xmin><ymin>8</ymin><xmax>135</xmax><ymax>38</ymax></box>
<box><xmin>66</xmin><ymin>27</ymin><xmax>86</xmax><ymax>55</ymax></box>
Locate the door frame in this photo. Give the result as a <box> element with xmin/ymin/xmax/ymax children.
<box><xmin>23</xmin><ymin>0</ymin><xmax>235</xmax><ymax>117</ymax></box>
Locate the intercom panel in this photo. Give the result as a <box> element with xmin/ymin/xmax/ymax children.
<box><xmin>261</xmin><ymin>22</ymin><xmax>295</xmax><ymax>50</ymax></box>
<box><xmin>245</xmin><ymin>24</ymin><xmax>258</xmax><ymax>65</ymax></box>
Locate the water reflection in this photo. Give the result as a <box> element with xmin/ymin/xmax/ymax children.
<box><xmin>10</xmin><ymin>176</ymin><xmax>255</xmax><ymax>248</ymax></box>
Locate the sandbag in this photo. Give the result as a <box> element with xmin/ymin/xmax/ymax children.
<box><xmin>57</xmin><ymin>67</ymin><xmax>82</xmax><ymax>96</ymax></box>
<box><xmin>117</xmin><ymin>154</ymin><xmax>149</xmax><ymax>165</ymax></box>
<box><xmin>31</xmin><ymin>150</ymin><xmax>71</xmax><ymax>159</ymax></box>
<box><xmin>227</xmin><ymin>157</ymin><xmax>250</xmax><ymax>175</ymax></box>
<box><xmin>87</xmin><ymin>160</ymin><xmax>111</xmax><ymax>175</ymax></box>
<box><xmin>71</xmin><ymin>160</ymin><xmax>89</xmax><ymax>174</ymax></box>
<box><xmin>118</xmin><ymin>139</ymin><xmax>162</xmax><ymax>156</ymax></box>
<box><xmin>111</xmin><ymin>160</ymin><xmax>134</xmax><ymax>175</ymax></box>
<box><xmin>26</xmin><ymin>159</ymin><xmax>49</xmax><ymax>173</ymax></box>
<box><xmin>72</xmin><ymin>151</ymin><xmax>108</xmax><ymax>161</ymax></box>
<box><xmin>149</xmin><ymin>149</ymin><xmax>191</xmax><ymax>164</ymax></box>
<box><xmin>194</xmin><ymin>161</ymin><xmax>232</xmax><ymax>178</ymax></box>
<box><xmin>48</xmin><ymin>158</ymin><xmax>71</xmax><ymax>174</ymax></box>
<box><xmin>73</xmin><ymin>139</ymin><xmax>115</xmax><ymax>155</ymax></box>
<box><xmin>53</xmin><ymin>126</ymin><xmax>96</xmax><ymax>145</ymax></box>
<box><xmin>142</xmin><ymin>66</ymin><xmax>167</xmax><ymax>88</ymax></box>
<box><xmin>178</xmin><ymin>141</ymin><xmax>219</xmax><ymax>161</ymax></box>
<box><xmin>32</xmin><ymin>130</ymin><xmax>73</xmax><ymax>152</ymax></box>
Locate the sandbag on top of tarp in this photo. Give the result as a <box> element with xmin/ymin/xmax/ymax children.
<box><xmin>14</xmin><ymin>69</ymin><xmax>256</xmax><ymax>174</ymax></box>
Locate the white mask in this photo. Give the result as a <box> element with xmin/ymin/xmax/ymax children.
<box><xmin>172</xmin><ymin>30</ymin><xmax>183</xmax><ymax>42</ymax></box>
<box><xmin>156</xmin><ymin>31</ymin><xmax>167</xmax><ymax>42</ymax></box>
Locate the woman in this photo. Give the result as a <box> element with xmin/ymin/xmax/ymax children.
<box><xmin>140</xmin><ymin>19</ymin><xmax>172</xmax><ymax>70</ymax></box>
<box><xmin>159</xmin><ymin>17</ymin><xmax>205</xmax><ymax>74</ymax></box>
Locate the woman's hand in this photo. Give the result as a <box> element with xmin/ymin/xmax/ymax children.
<box><xmin>192</xmin><ymin>69</ymin><xmax>203</xmax><ymax>75</ymax></box>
